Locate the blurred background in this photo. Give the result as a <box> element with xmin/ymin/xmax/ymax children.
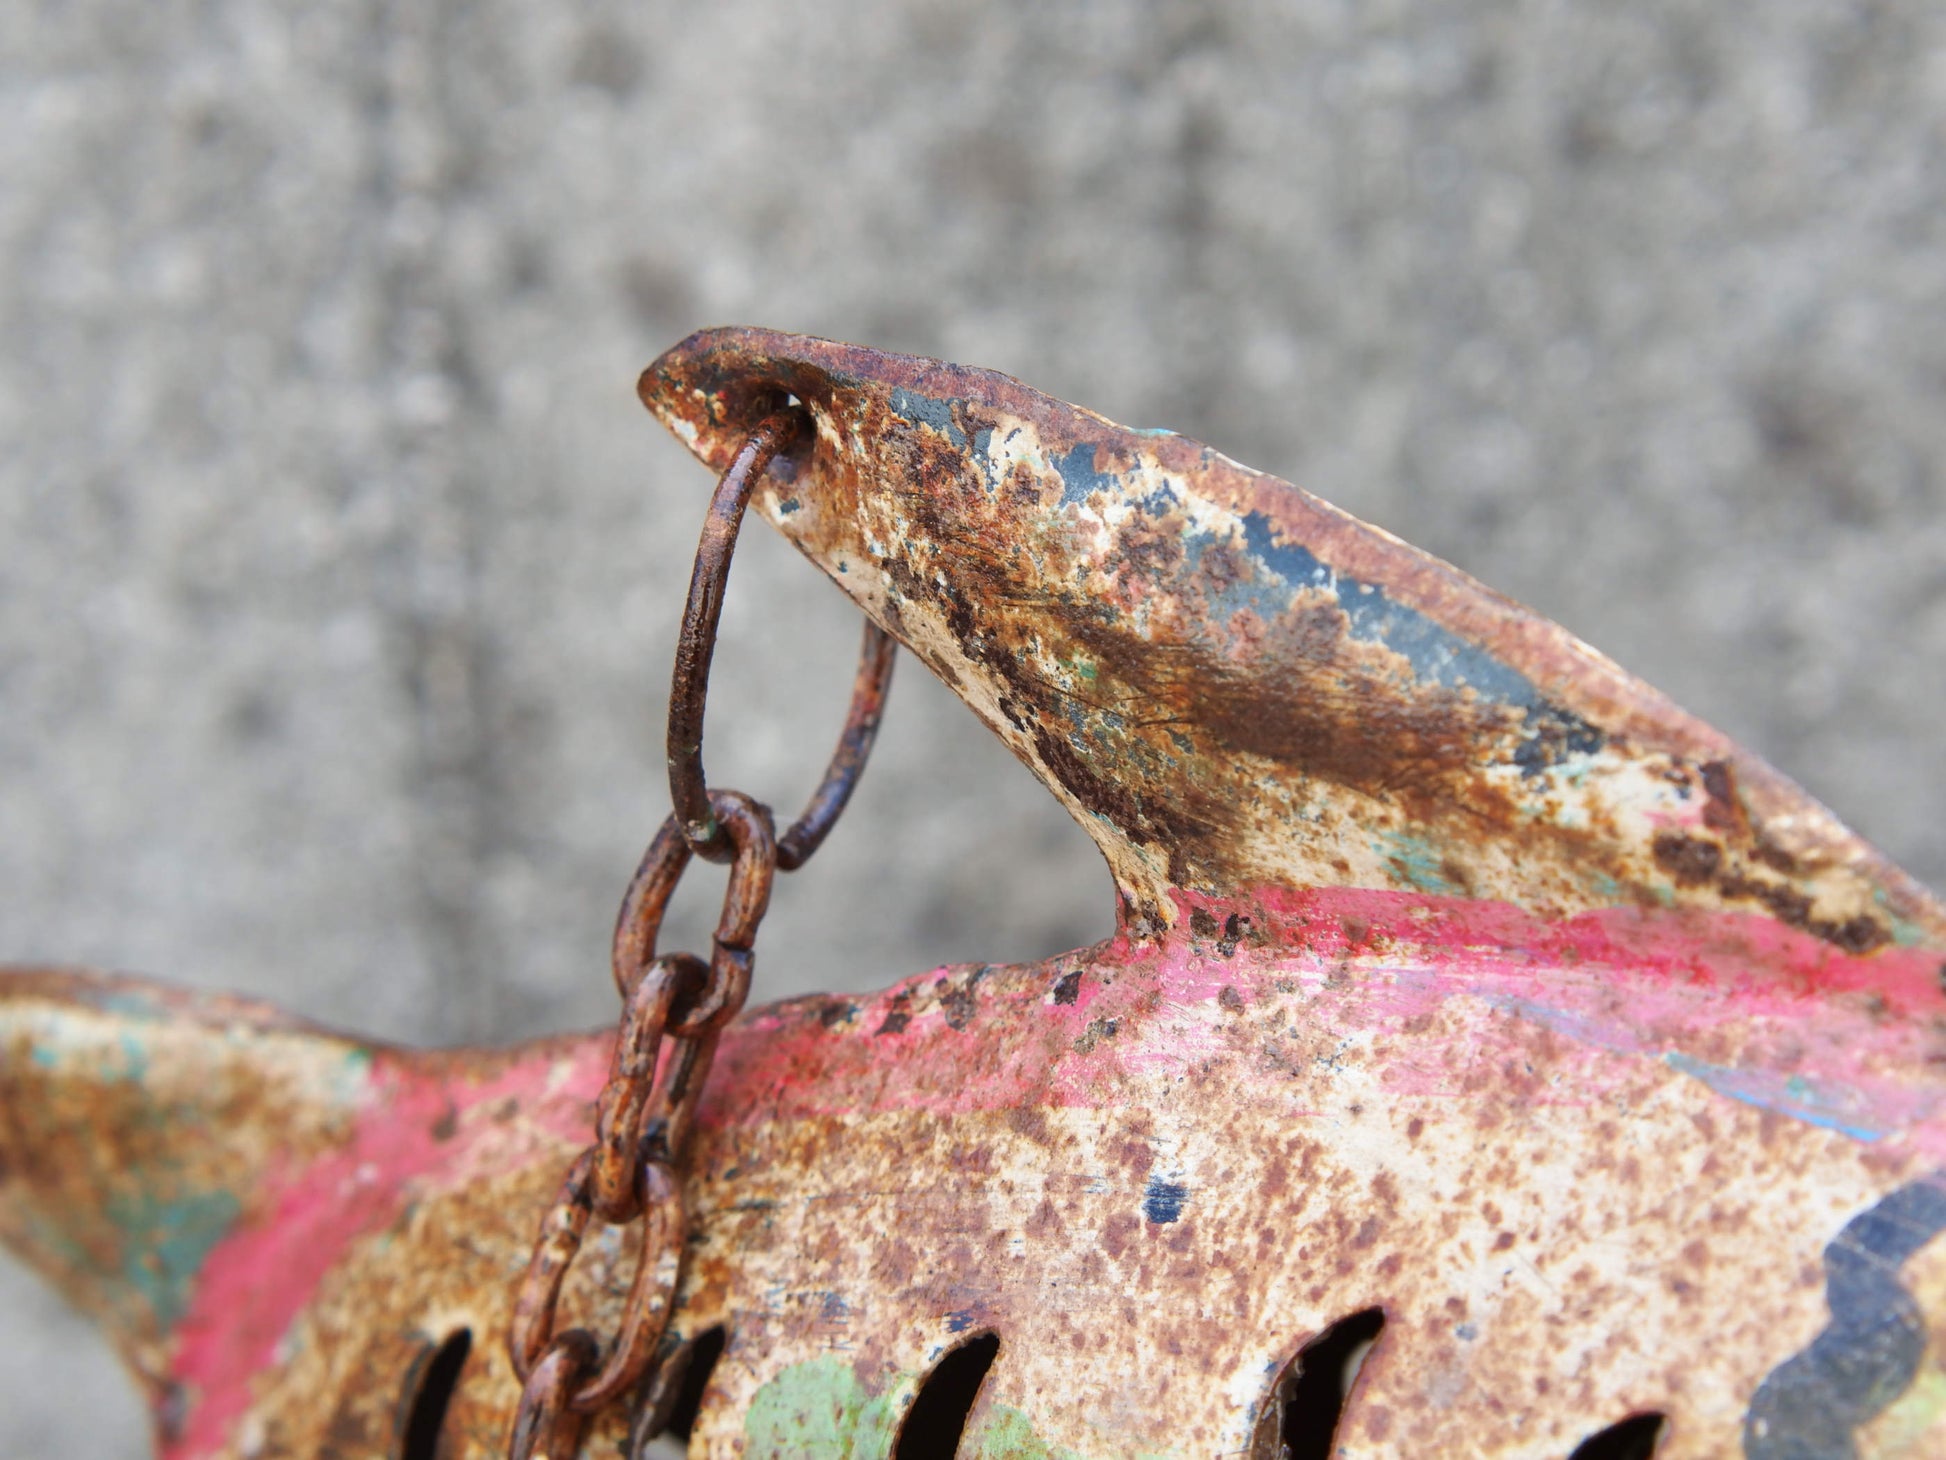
<box><xmin>4</xmin><ymin>0</ymin><xmax>1943</xmax><ymax>1451</ymax></box>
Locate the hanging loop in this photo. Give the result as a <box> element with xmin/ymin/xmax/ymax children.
<box><xmin>778</xmin><ymin>618</ymin><xmax>897</xmax><ymax>872</ymax></box>
<box><xmin>666</xmin><ymin>406</ymin><xmax>896</xmax><ymax>866</ymax></box>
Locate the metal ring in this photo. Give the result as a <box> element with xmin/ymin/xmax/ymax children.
<box><xmin>778</xmin><ymin>618</ymin><xmax>897</xmax><ymax>872</ymax></box>
<box><xmin>639</xmin><ymin>1027</ymin><xmax>720</xmax><ymax>1171</ymax></box>
<box><xmin>666</xmin><ymin>407</ymin><xmax>896</xmax><ymax>866</ymax></box>
<box><xmin>610</xmin><ymin>789</ymin><xmax>775</xmax><ymax>1037</ymax></box>
<box><xmin>510</xmin><ymin>1151</ymin><xmax>598</xmax><ymax>1383</ymax></box>
<box><xmin>509</xmin><ymin>1156</ymin><xmax>688</xmax><ymax>1414</ymax></box>
<box><xmin>508</xmin><ymin>1329</ymin><xmax>596</xmax><ymax>1460</ymax></box>
<box><xmin>589</xmin><ymin>956</ymin><xmax>699</xmax><ymax>1223</ymax></box>
<box><xmin>626</xmin><ymin>1330</ymin><xmax>707</xmax><ymax>1454</ymax></box>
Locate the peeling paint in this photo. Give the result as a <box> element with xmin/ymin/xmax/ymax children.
<box><xmin>5</xmin><ymin>331</ymin><xmax>1946</xmax><ymax>1457</ymax></box>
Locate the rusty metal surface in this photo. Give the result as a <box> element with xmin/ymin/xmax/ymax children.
<box><xmin>641</xmin><ymin>330</ymin><xmax>1945</xmax><ymax>958</ymax></box>
<box><xmin>664</xmin><ymin>397</ymin><xmax>895</xmax><ymax>873</ymax></box>
<box><xmin>7</xmin><ymin>329</ymin><xmax>1946</xmax><ymax>1457</ymax></box>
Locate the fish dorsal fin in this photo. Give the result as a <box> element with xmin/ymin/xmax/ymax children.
<box><xmin>642</xmin><ymin>326</ymin><xmax>1945</xmax><ymax>962</ymax></box>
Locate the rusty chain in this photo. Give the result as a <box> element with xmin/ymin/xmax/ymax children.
<box><xmin>667</xmin><ymin>409</ymin><xmax>898</xmax><ymax>868</ymax></box>
<box><xmin>507</xmin><ymin>404</ymin><xmax>896</xmax><ymax>1453</ymax></box>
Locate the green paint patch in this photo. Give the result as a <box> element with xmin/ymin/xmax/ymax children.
<box><xmin>1860</xmin><ymin>1362</ymin><xmax>1946</xmax><ymax>1452</ymax></box>
<box><xmin>1586</xmin><ymin>871</ymin><xmax>1625</xmax><ymax>904</ymax></box>
<box><xmin>100</xmin><ymin>989</ymin><xmax>171</xmax><ymax>1022</ymax></box>
<box><xmin>975</xmin><ymin>1405</ymin><xmax>1087</xmax><ymax>1460</ymax></box>
<box><xmin>743</xmin><ymin>1355</ymin><xmax>900</xmax><ymax>1457</ymax></box>
<box><xmin>328</xmin><ymin>1045</ymin><xmax>377</xmax><ymax>1104</ymax></box>
<box><xmin>972</xmin><ymin>1404</ymin><xmax>1177</xmax><ymax>1460</ymax></box>
<box><xmin>103</xmin><ymin>1187</ymin><xmax>240</xmax><ymax>1329</ymax></box>
<box><xmin>116</xmin><ymin>1032</ymin><xmax>150</xmax><ymax>1081</ymax></box>
<box><xmin>1873</xmin><ymin>888</ymin><xmax>1933</xmax><ymax>949</ymax></box>
<box><xmin>1377</xmin><ymin>831</ymin><xmax>1465</xmax><ymax>897</ymax></box>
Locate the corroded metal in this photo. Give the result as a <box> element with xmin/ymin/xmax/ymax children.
<box><xmin>666</xmin><ymin>403</ymin><xmax>895</xmax><ymax>872</ymax></box>
<box><xmin>7</xmin><ymin>328</ymin><xmax>1946</xmax><ymax>1457</ymax></box>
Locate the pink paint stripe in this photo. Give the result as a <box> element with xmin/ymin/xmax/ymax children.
<box><xmin>702</xmin><ymin>886</ymin><xmax>1946</xmax><ymax>1136</ymax></box>
<box><xmin>165</xmin><ymin>1043</ymin><xmax>607</xmax><ymax>1459</ymax></box>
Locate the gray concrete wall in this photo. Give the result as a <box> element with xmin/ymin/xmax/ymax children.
<box><xmin>4</xmin><ymin>1</ymin><xmax>1943</xmax><ymax>1452</ymax></box>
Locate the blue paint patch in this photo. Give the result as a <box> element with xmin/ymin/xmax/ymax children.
<box><xmin>1143</xmin><ymin>1177</ymin><xmax>1188</xmax><ymax>1224</ymax></box>
<box><xmin>1054</xmin><ymin>441</ymin><xmax>1117</xmax><ymax>507</ymax></box>
<box><xmin>1213</xmin><ymin>510</ymin><xmax>1609</xmax><ymax>772</ymax></box>
<box><xmin>1483</xmin><ymin>1000</ymin><xmax>1887</xmax><ymax>1141</ymax></box>
<box><xmin>1239</xmin><ymin>512</ymin><xmax>1538</xmax><ymax>706</ymax></box>
<box><xmin>1745</xmin><ymin>1171</ymin><xmax>1946</xmax><ymax>1457</ymax></box>
<box><xmin>945</xmin><ymin>1309</ymin><xmax>979</xmax><ymax>1333</ymax></box>
<box><xmin>1509</xmin><ymin>704</ymin><xmax>1607</xmax><ymax>779</ymax></box>
<box><xmin>1471</xmin><ymin>994</ymin><xmax>1625</xmax><ymax>1053</ymax></box>
<box><xmin>887</xmin><ymin>387</ymin><xmax>967</xmax><ymax>448</ymax></box>
<box><xmin>1663</xmin><ymin>1052</ymin><xmax>1884</xmax><ymax>1142</ymax></box>
<box><xmin>970</xmin><ymin>426</ymin><xmax>996</xmax><ymax>493</ymax></box>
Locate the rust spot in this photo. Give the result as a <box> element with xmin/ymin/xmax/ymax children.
<box><xmin>876</xmin><ymin>992</ymin><xmax>912</xmax><ymax>1036</ymax></box>
<box><xmin>1005</xmin><ymin>1106</ymin><xmax>1051</xmax><ymax>1147</ymax></box>
<box><xmin>938</xmin><ymin>975</ymin><xmax>979</xmax><ymax>1031</ymax></box>
<box><xmin>1700</xmin><ymin>760</ymin><xmax>1750</xmax><ymax>837</ymax></box>
<box><xmin>1219</xmin><ymin>986</ymin><xmax>1245</xmax><ymax>1014</ymax></box>
<box><xmin>1217</xmin><ymin>913</ymin><xmax>1248</xmax><ymax>958</ymax></box>
<box><xmin>1653</xmin><ymin>833</ymin><xmax>1723</xmax><ymax>887</ymax></box>
<box><xmin>1819</xmin><ymin>915</ymin><xmax>1891</xmax><ymax>956</ymax></box>
<box><xmin>1717</xmin><ymin>872</ymin><xmax>1890</xmax><ymax>953</ymax></box>
<box><xmin>1099</xmin><ymin>1212</ymin><xmax>1137</xmax><ymax>1261</ymax></box>
<box><xmin>1073</xmin><ymin>1016</ymin><xmax>1119</xmax><ymax>1054</ymax></box>
<box><xmin>1025</xmin><ymin>1196</ymin><xmax>1062</xmax><ymax>1240</ymax></box>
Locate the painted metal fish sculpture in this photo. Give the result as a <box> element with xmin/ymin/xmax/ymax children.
<box><xmin>6</xmin><ymin>327</ymin><xmax>1946</xmax><ymax>1458</ymax></box>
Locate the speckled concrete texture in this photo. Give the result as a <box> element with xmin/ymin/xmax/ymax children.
<box><xmin>3</xmin><ymin>1</ymin><xmax>1943</xmax><ymax>1452</ymax></box>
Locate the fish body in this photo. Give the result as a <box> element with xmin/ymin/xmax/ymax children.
<box><xmin>4</xmin><ymin>329</ymin><xmax>1945</xmax><ymax>1457</ymax></box>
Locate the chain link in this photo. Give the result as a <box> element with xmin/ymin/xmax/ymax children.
<box><xmin>667</xmin><ymin>408</ymin><xmax>897</xmax><ymax>865</ymax></box>
<box><xmin>508</xmin><ymin>406</ymin><xmax>895</xmax><ymax>1454</ymax></box>
<box><xmin>506</xmin><ymin>1330</ymin><xmax>596</xmax><ymax>1460</ymax></box>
